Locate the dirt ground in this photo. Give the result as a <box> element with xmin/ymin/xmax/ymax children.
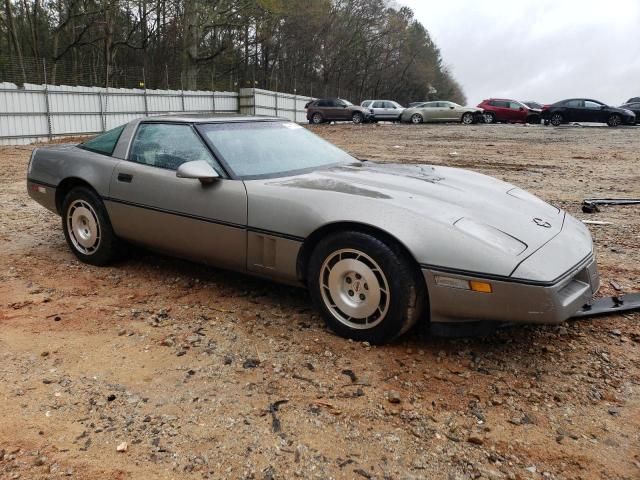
<box><xmin>1</xmin><ymin>123</ymin><xmax>639</xmax><ymax>480</ymax></box>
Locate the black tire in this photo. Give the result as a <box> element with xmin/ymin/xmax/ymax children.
<box><xmin>61</xmin><ymin>186</ymin><xmax>119</xmax><ymax>266</ymax></box>
<box><xmin>550</xmin><ymin>113</ymin><xmax>563</xmax><ymax>127</ymax></box>
<box><xmin>607</xmin><ymin>114</ymin><xmax>622</xmax><ymax>127</ymax></box>
<box><xmin>461</xmin><ymin>112</ymin><xmax>474</xmax><ymax>125</ymax></box>
<box><xmin>483</xmin><ymin>112</ymin><xmax>496</xmax><ymax>124</ymax></box>
<box><xmin>410</xmin><ymin>113</ymin><xmax>423</xmax><ymax>124</ymax></box>
<box><xmin>352</xmin><ymin>112</ymin><xmax>364</xmax><ymax>124</ymax></box>
<box><xmin>311</xmin><ymin>112</ymin><xmax>324</xmax><ymax>124</ymax></box>
<box><xmin>307</xmin><ymin>231</ymin><xmax>426</xmax><ymax>344</ymax></box>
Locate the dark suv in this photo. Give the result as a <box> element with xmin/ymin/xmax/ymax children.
<box><xmin>306</xmin><ymin>98</ymin><xmax>372</xmax><ymax>124</ymax></box>
<box><xmin>477</xmin><ymin>99</ymin><xmax>541</xmax><ymax>124</ymax></box>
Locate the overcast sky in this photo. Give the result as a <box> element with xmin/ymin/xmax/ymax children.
<box><xmin>399</xmin><ymin>0</ymin><xmax>640</xmax><ymax>106</ymax></box>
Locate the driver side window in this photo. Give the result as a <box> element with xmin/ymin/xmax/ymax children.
<box><xmin>129</xmin><ymin>123</ymin><xmax>215</xmax><ymax>171</ymax></box>
<box><xmin>565</xmin><ymin>100</ymin><xmax>583</xmax><ymax>108</ymax></box>
<box><xmin>584</xmin><ymin>101</ymin><xmax>601</xmax><ymax>109</ymax></box>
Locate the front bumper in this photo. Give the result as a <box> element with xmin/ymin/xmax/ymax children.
<box><xmin>401</xmin><ymin>111</ymin><xmax>422</xmax><ymax>122</ymax></box>
<box><xmin>423</xmin><ymin>254</ymin><xmax>600</xmax><ymax>325</ymax></box>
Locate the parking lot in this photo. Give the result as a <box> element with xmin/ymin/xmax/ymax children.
<box><xmin>0</xmin><ymin>123</ymin><xmax>639</xmax><ymax>479</ymax></box>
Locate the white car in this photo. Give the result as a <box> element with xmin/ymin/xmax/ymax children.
<box><xmin>361</xmin><ymin>100</ymin><xmax>404</xmax><ymax>122</ymax></box>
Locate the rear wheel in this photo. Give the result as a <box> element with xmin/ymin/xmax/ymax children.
<box><xmin>483</xmin><ymin>112</ymin><xmax>496</xmax><ymax>124</ymax></box>
<box><xmin>410</xmin><ymin>113</ymin><xmax>423</xmax><ymax>124</ymax></box>
<box><xmin>308</xmin><ymin>231</ymin><xmax>425</xmax><ymax>344</ymax></box>
<box><xmin>607</xmin><ymin>114</ymin><xmax>622</xmax><ymax>127</ymax></box>
<box><xmin>311</xmin><ymin>112</ymin><xmax>324</xmax><ymax>124</ymax></box>
<box><xmin>62</xmin><ymin>186</ymin><xmax>119</xmax><ymax>266</ymax></box>
<box><xmin>461</xmin><ymin>112</ymin><xmax>474</xmax><ymax>125</ymax></box>
<box><xmin>550</xmin><ymin>113</ymin><xmax>563</xmax><ymax>127</ymax></box>
<box><xmin>352</xmin><ymin>112</ymin><xmax>364</xmax><ymax>124</ymax></box>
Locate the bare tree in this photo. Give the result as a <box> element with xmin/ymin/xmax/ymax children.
<box><xmin>0</xmin><ymin>0</ymin><xmax>466</xmax><ymax>104</ymax></box>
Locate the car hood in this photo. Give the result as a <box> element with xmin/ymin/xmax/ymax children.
<box><xmin>268</xmin><ymin>162</ymin><xmax>564</xmax><ymax>257</ymax></box>
<box><xmin>612</xmin><ymin>106</ymin><xmax>635</xmax><ymax>116</ymax></box>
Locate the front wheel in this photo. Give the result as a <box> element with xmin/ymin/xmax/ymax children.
<box><xmin>461</xmin><ymin>112</ymin><xmax>474</xmax><ymax>125</ymax></box>
<box><xmin>483</xmin><ymin>112</ymin><xmax>496</xmax><ymax>124</ymax></box>
<box><xmin>607</xmin><ymin>114</ymin><xmax>622</xmax><ymax>127</ymax></box>
<box><xmin>308</xmin><ymin>231</ymin><xmax>425</xmax><ymax>344</ymax></box>
<box><xmin>550</xmin><ymin>113</ymin><xmax>563</xmax><ymax>127</ymax></box>
<box><xmin>352</xmin><ymin>112</ymin><xmax>364</xmax><ymax>124</ymax></box>
<box><xmin>410</xmin><ymin>113</ymin><xmax>423</xmax><ymax>124</ymax></box>
<box><xmin>62</xmin><ymin>186</ymin><xmax>119</xmax><ymax>266</ymax></box>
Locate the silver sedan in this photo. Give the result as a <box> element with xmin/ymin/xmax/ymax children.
<box><xmin>27</xmin><ymin>115</ymin><xmax>599</xmax><ymax>343</ymax></box>
<box><xmin>402</xmin><ymin>101</ymin><xmax>483</xmax><ymax>124</ymax></box>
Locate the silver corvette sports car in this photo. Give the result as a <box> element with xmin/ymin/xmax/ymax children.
<box><xmin>27</xmin><ymin>115</ymin><xmax>600</xmax><ymax>343</ymax></box>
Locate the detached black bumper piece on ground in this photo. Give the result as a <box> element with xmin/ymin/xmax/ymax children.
<box><xmin>582</xmin><ymin>198</ymin><xmax>640</xmax><ymax>213</ymax></box>
<box><xmin>572</xmin><ymin>294</ymin><xmax>640</xmax><ymax>318</ymax></box>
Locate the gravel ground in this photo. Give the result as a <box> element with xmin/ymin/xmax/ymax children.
<box><xmin>0</xmin><ymin>123</ymin><xmax>639</xmax><ymax>480</ymax></box>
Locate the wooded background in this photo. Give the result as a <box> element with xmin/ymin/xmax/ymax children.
<box><xmin>1</xmin><ymin>0</ymin><xmax>466</xmax><ymax>105</ymax></box>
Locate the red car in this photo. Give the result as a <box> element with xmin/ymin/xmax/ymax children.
<box><xmin>477</xmin><ymin>99</ymin><xmax>542</xmax><ymax>124</ymax></box>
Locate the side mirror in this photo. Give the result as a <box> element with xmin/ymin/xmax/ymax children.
<box><xmin>450</xmin><ymin>106</ymin><xmax>455</xmax><ymax>109</ymax></box>
<box><xmin>176</xmin><ymin>160</ymin><xmax>219</xmax><ymax>184</ymax></box>
<box><xmin>519</xmin><ymin>107</ymin><xmax>524</xmax><ymax>111</ymax></box>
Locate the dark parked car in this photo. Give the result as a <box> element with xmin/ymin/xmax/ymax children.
<box><xmin>620</xmin><ymin>102</ymin><xmax>640</xmax><ymax>123</ymax></box>
<box><xmin>541</xmin><ymin>99</ymin><xmax>636</xmax><ymax>127</ymax></box>
<box><xmin>306</xmin><ymin>98</ymin><xmax>372</xmax><ymax>124</ymax></box>
<box><xmin>477</xmin><ymin>99</ymin><xmax>541</xmax><ymax>124</ymax></box>
<box><xmin>626</xmin><ymin>97</ymin><xmax>640</xmax><ymax>103</ymax></box>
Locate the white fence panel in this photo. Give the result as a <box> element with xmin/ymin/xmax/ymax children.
<box><xmin>240</xmin><ymin>88</ymin><xmax>314</xmax><ymax>123</ymax></box>
<box><xmin>183</xmin><ymin>90</ymin><xmax>212</xmax><ymax>111</ymax></box>
<box><xmin>214</xmin><ymin>92</ymin><xmax>239</xmax><ymax>112</ymax></box>
<box><xmin>0</xmin><ymin>85</ymin><xmax>241</xmax><ymax>144</ymax></box>
<box><xmin>147</xmin><ymin>91</ymin><xmax>182</xmax><ymax>113</ymax></box>
<box><xmin>0</xmin><ymin>83</ymin><xmax>49</xmax><ymax>144</ymax></box>
<box><xmin>52</xmin><ymin>113</ymin><xmax>102</xmax><ymax>135</ymax></box>
<box><xmin>0</xmin><ymin>85</ymin><xmax>315</xmax><ymax>145</ymax></box>
<box><xmin>108</xmin><ymin>88</ymin><xmax>146</xmax><ymax>114</ymax></box>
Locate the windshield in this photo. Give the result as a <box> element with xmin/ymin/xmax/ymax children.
<box><xmin>339</xmin><ymin>99</ymin><xmax>353</xmax><ymax>106</ymax></box>
<box><xmin>198</xmin><ymin>122</ymin><xmax>358</xmax><ymax>179</ymax></box>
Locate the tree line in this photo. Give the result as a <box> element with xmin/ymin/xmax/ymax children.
<box><xmin>1</xmin><ymin>0</ymin><xmax>466</xmax><ymax>105</ymax></box>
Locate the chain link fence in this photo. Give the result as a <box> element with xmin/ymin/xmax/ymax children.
<box><xmin>0</xmin><ymin>55</ymin><xmax>353</xmax><ymax>100</ymax></box>
<box><xmin>0</xmin><ymin>55</ymin><xmax>241</xmax><ymax>91</ymax></box>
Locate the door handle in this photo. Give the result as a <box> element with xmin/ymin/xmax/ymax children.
<box><xmin>117</xmin><ymin>173</ymin><xmax>133</xmax><ymax>183</ymax></box>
